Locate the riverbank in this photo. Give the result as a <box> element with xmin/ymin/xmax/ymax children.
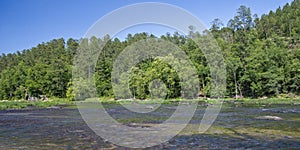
<box><xmin>0</xmin><ymin>99</ymin><xmax>75</xmax><ymax>110</ymax></box>
<box><xmin>0</xmin><ymin>98</ymin><xmax>300</xmax><ymax>110</ymax></box>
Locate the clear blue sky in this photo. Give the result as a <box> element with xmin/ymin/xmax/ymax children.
<box><xmin>0</xmin><ymin>0</ymin><xmax>293</xmax><ymax>54</ymax></box>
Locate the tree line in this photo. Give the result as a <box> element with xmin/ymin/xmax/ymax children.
<box><xmin>0</xmin><ymin>0</ymin><xmax>299</xmax><ymax>100</ymax></box>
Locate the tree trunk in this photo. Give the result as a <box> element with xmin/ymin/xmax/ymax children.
<box><xmin>234</xmin><ymin>71</ymin><xmax>238</xmax><ymax>99</ymax></box>
<box><xmin>237</xmin><ymin>82</ymin><xmax>243</xmax><ymax>97</ymax></box>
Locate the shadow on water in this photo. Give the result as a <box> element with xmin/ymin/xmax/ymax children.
<box><xmin>0</xmin><ymin>102</ymin><xmax>299</xmax><ymax>149</ymax></box>
<box><xmin>153</xmin><ymin>132</ymin><xmax>300</xmax><ymax>149</ymax></box>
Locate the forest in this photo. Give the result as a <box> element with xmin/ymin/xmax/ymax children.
<box><xmin>0</xmin><ymin>0</ymin><xmax>299</xmax><ymax>100</ymax></box>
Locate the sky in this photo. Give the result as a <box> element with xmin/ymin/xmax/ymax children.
<box><xmin>0</xmin><ymin>0</ymin><xmax>293</xmax><ymax>54</ymax></box>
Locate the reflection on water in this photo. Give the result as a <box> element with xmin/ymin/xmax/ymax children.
<box><xmin>0</xmin><ymin>103</ymin><xmax>299</xmax><ymax>149</ymax></box>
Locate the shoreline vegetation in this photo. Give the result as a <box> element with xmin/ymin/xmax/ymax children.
<box><xmin>0</xmin><ymin>97</ymin><xmax>299</xmax><ymax>110</ymax></box>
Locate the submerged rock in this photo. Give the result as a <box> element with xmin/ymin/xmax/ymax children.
<box><xmin>261</xmin><ymin>108</ymin><xmax>300</xmax><ymax>113</ymax></box>
<box><xmin>46</xmin><ymin>106</ymin><xmax>62</xmax><ymax>109</ymax></box>
<box><xmin>255</xmin><ymin>115</ymin><xmax>283</xmax><ymax>120</ymax></box>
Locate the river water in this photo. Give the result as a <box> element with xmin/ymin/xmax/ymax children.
<box><xmin>0</xmin><ymin>102</ymin><xmax>299</xmax><ymax>149</ymax></box>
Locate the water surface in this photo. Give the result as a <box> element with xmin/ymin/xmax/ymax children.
<box><xmin>0</xmin><ymin>103</ymin><xmax>299</xmax><ymax>149</ymax></box>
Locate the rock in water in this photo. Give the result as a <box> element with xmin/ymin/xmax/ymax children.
<box><xmin>255</xmin><ymin>116</ymin><xmax>283</xmax><ymax>120</ymax></box>
<box><xmin>145</xmin><ymin>105</ymin><xmax>154</xmax><ymax>110</ymax></box>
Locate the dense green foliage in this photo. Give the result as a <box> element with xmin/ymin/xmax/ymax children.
<box><xmin>0</xmin><ymin>38</ymin><xmax>77</xmax><ymax>100</ymax></box>
<box><xmin>0</xmin><ymin>1</ymin><xmax>299</xmax><ymax>100</ymax></box>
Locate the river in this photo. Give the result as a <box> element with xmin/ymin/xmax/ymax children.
<box><xmin>0</xmin><ymin>102</ymin><xmax>299</xmax><ymax>149</ymax></box>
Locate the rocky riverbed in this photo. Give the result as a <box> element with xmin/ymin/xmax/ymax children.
<box><xmin>0</xmin><ymin>102</ymin><xmax>299</xmax><ymax>149</ymax></box>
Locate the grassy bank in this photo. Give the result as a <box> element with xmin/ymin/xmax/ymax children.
<box><xmin>0</xmin><ymin>98</ymin><xmax>75</xmax><ymax>110</ymax></box>
<box><xmin>92</xmin><ymin>98</ymin><xmax>300</xmax><ymax>108</ymax></box>
<box><xmin>0</xmin><ymin>98</ymin><xmax>299</xmax><ymax>110</ymax></box>
<box><xmin>223</xmin><ymin>98</ymin><xmax>300</xmax><ymax>105</ymax></box>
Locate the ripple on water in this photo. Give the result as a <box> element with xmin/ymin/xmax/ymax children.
<box><xmin>0</xmin><ymin>104</ymin><xmax>299</xmax><ymax>149</ymax></box>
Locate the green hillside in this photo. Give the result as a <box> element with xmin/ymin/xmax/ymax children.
<box><xmin>0</xmin><ymin>1</ymin><xmax>299</xmax><ymax>100</ymax></box>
